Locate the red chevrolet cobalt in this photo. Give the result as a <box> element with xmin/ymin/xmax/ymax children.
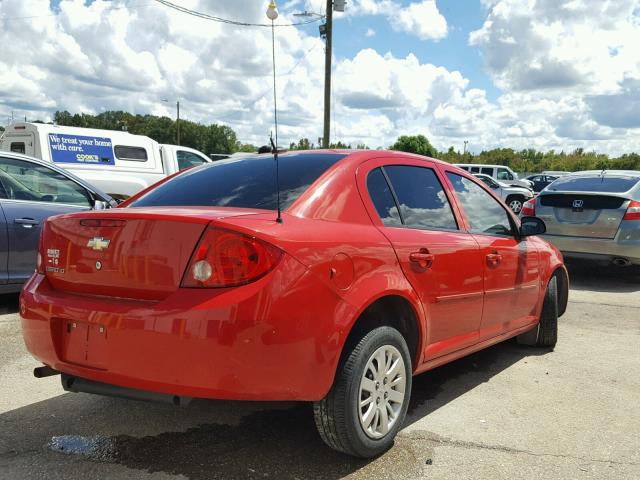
<box><xmin>21</xmin><ymin>151</ymin><xmax>568</xmax><ymax>457</ymax></box>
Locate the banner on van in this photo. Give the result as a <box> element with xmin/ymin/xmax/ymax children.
<box><xmin>48</xmin><ymin>134</ymin><xmax>115</xmax><ymax>165</ymax></box>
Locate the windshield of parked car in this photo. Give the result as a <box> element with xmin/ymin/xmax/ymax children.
<box><xmin>130</xmin><ymin>152</ymin><xmax>346</xmax><ymax>210</ymax></box>
<box><xmin>547</xmin><ymin>175</ymin><xmax>640</xmax><ymax>193</ymax></box>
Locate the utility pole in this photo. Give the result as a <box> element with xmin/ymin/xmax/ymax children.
<box><xmin>322</xmin><ymin>0</ymin><xmax>333</xmax><ymax>148</ymax></box>
<box><xmin>463</xmin><ymin>140</ymin><xmax>469</xmax><ymax>155</ymax></box>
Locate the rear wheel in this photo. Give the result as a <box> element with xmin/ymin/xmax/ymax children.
<box><xmin>313</xmin><ymin>326</ymin><xmax>412</xmax><ymax>458</ymax></box>
<box><xmin>517</xmin><ymin>276</ymin><xmax>558</xmax><ymax>348</ymax></box>
<box><xmin>506</xmin><ymin>195</ymin><xmax>525</xmax><ymax>214</ymax></box>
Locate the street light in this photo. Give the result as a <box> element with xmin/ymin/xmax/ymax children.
<box><xmin>162</xmin><ymin>98</ymin><xmax>180</xmax><ymax>146</ymax></box>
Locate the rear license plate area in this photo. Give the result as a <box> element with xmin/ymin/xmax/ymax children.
<box><xmin>62</xmin><ymin>320</ymin><xmax>108</xmax><ymax>369</ymax></box>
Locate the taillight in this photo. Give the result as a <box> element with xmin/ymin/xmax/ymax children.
<box><xmin>623</xmin><ymin>200</ymin><xmax>640</xmax><ymax>220</ymax></box>
<box><xmin>521</xmin><ymin>199</ymin><xmax>536</xmax><ymax>216</ymax></box>
<box><xmin>181</xmin><ymin>226</ymin><xmax>283</xmax><ymax>288</ymax></box>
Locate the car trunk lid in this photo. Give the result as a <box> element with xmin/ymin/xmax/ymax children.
<box><xmin>536</xmin><ymin>194</ymin><xmax>629</xmax><ymax>239</ymax></box>
<box><xmin>41</xmin><ymin>207</ymin><xmax>266</xmax><ymax>300</ymax></box>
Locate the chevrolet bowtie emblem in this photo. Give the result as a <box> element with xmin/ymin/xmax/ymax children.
<box><xmin>87</xmin><ymin>237</ymin><xmax>111</xmax><ymax>251</ymax></box>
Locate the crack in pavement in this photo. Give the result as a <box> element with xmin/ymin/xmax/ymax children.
<box><xmin>402</xmin><ymin>431</ymin><xmax>640</xmax><ymax>467</ymax></box>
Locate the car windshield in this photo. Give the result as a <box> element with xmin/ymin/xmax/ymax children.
<box><xmin>548</xmin><ymin>175</ymin><xmax>640</xmax><ymax>193</ymax></box>
<box><xmin>130</xmin><ymin>152</ymin><xmax>346</xmax><ymax>210</ymax></box>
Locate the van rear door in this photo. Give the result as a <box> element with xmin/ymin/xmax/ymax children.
<box><xmin>1</xmin><ymin>133</ymin><xmax>35</xmax><ymax>156</ymax></box>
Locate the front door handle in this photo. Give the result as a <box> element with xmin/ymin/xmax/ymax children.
<box><xmin>409</xmin><ymin>249</ymin><xmax>435</xmax><ymax>270</ymax></box>
<box><xmin>486</xmin><ymin>251</ymin><xmax>502</xmax><ymax>267</ymax></box>
<box><xmin>14</xmin><ymin>218</ymin><xmax>39</xmax><ymax>228</ymax></box>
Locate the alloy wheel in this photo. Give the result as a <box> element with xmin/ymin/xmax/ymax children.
<box><xmin>358</xmin><ymin>345</ymin><xmax>406</xmax><ymax>439</ymax></box>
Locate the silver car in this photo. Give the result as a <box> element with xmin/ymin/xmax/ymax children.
<box><xmin>473</xmin><ymin>173</ymin><xmax>534</xmax><ymax>214</ymax></box>
<box><xmin>522</xmin><ymin>170</ymin><xmax>640</xmax><ymax>266</ymax></box>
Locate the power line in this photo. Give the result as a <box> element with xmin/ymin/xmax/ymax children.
<box><xmin>153</xmin><ymin>0</ymin><xmax>323</xmax><ymax>27</ymax></box>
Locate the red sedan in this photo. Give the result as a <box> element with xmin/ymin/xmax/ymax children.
<box><xmin>20</xmin><ymin>150</ymin><xmax>568</xmax><ymax>457</ymax></box>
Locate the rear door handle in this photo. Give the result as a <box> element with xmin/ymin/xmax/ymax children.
<box><xmin>14</xmin><ymin>218</ymin><xmax>39</xmax><ymax>228</ymax></box>
<box><xmin>486</xmin><ymin>252</ymin><xmax>502</xmax><ymax>267</ymax></box>
<box><xmin>409</xmin><ymin>249</ymin><xmax>435</xmax><ymax>270</ymax></box>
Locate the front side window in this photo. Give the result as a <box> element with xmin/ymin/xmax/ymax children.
<box><xmin>497</xmin><ymin>168</ymin><xmax>513</xmax><ymax>181</ymax></box>
<box><xmin>177</xmin><ymin>151</ymin><xmax>208</xmax><ymax>170</ymax></box>
<box><xmin>0</xmin><ymin>157</ymin><xmax>91</xmax><ymax>206</ymax></box>
<box><xmin>447</xmin><ymin>173</ymin><xmax>513</xmax><ymax>236</ymax></box>
<box><xmin>383</xmin><ymin>165</ymin><xmax>458</xmax><ymax>230</ymax></box>
<box><xmin>366</xmin><ymin>168</ymin><xmax>402</xmax><ymax>227</ymax></box>
<box><xmin>114</xmin><ymin>145</ymin><xmax>148</xmax><ymax>162</ymax></box>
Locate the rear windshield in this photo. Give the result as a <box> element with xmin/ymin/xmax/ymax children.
<box><xmin>130</xmin><ymin>153</ymin><xmax>345</xmax><ymax>210</ymax></box>
<box><xmin>548</xmin><ymin>176</ymin><xmax>640</xmax><ymax>193</ymax></box>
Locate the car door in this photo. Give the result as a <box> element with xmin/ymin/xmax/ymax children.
<box><xmin>361</xmin><ymin>159</ymin><xmax>484</xmax><ymax>359</ymax></box>
<box><xmin>0</xmin><ymin>156</ymin><xmax>94</xmax><ymax>284</ymax></box>
<box><xmin>443</xmin><ymin>170</ymin><xmax>541</xmax><ymax>340</ymax></box>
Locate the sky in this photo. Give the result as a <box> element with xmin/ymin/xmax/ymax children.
<box><xmin>1</xmin><ymin>0</ymin><xmax>639</xmax><ymax>155</ymax></box>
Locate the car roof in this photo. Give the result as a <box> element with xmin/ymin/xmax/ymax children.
<box><xmin>0</xmin><ymin>151</ymin><xmax>115</xmax><ymax>203</ymax></box>
<box><xmin>565</xmin><ymin>170</ymin><xmax>640</xmax><ymax>178</ymax></box>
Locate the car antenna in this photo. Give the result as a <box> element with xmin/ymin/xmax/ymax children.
<box><xmin>270</xmin><ymin>132</ymin><xmax>283</xmax><ymax>224</ymax></box>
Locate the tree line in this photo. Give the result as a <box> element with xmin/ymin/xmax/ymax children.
<box><xmin>22</xmin><ymin>112</ymin><xmax>640</xmax><ymax>172</ymax></box>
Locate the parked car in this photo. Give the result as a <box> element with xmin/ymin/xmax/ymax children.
<box><xmin>521</xmin><ymin>170</ymin><xmax>640</xmax><ymax>266</ymax></box>
<box><xmin>21</xmin><ymin>151</ymin><xmax>568</xmax><ymax>458</ymax></box>
<box><xmin>0</xmin><ymin>152</ymin><xmax>115</xmax><ymax>293</ymax></box>
<box><xmin>524</xmin><ymin>174</ymin><xmax>559</xmax><ymax>193</ymax></box>
<box><xmin>473</xmin><ymin>173</ymin><xmax>534</xmax><ymax>213</ymax></box>
<box><xmin>0</xmin><ymin>122</ymin><xmax>212</xmax><ymax>201</ymax></box>
<box><xmin>454</xmin><ymin>163</ymin><xmax>533</xmax><ymax>189</ymax></box>
<box><xmin>542</xmin><ymin>171</ymin><xmax>570</xmax><ymax>176</ymax></box>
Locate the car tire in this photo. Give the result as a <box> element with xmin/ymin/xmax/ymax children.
<box><xmin>313</xmin><ymin>326</ymin><xmax>412</xmax><ymax>458</ymax></box>
<box><xmin>506</xmin><ymin>195</ymin><xmax>525</xmax><ymax>214</ymax></box>
<box><xmin>517</xmin><ymin>276</ymin><xmax>558</xmax><ymax>348</ymax></box>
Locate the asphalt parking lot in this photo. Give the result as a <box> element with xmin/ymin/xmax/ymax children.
<box><xmin>1</xmin><ymin>263</ymin><xmax>639</xmax><ymax>480</ymax></box>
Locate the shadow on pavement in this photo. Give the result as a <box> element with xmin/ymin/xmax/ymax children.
<box><xmin>565</xmin><ymin>260</ymin><xmax>640</xmax><ymax>293</ymax></box>
<box><xmin>0</xmin><ymin>339</ymin><xmax>546</xmax><ymax>479</ymax></box>
<box><xmin>0</xmin><ymin>294</ymin><xmax>19</xmax><ymax>315</ymax></box>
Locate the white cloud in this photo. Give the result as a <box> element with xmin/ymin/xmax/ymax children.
<box><xmin>1</xmin><ymin>0</ymin><xmax>640</xmax><ymax>156</ymax></box>
<box><xmin>339</xmin><ymin>0</ymin><xmax>448</xmax><ymax>41</ymax></box>
<box><xmin>390</xmin><ymin>1</ymin><xmax>448</xmax><ymax>41</ymax></box>
<box><xmin>365</xmin><ymin>28</ymin><xmax>376</xmax><ymax>37</ymax></box>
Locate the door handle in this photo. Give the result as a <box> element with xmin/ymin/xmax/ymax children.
<box><xmin>409</xmin><ymin>249</ymin><xmax>435</xmax><ymax>270</ymax></box>
<box><xmin>486</xmin><ymin>251</ymin><xmax>502</xmax><ymax>267</ymax></box>
<box><xmin>14</xmin><ymin>218</ymin><xmax>39</xmax><ymax>228</ymax></box>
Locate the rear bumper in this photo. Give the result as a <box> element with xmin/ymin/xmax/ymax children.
<box><xmin>542</xmin><ymin>223</ymin><xmax>640</xmax><ymax>264</ymax></box>
<box><xmin>20</xmin><ymin>258</ymin><xmax>355</xmax><ymax>401</ymax></box>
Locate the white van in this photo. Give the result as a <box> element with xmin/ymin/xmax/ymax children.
<box><xmin>0</xmin><ymin>123</ymin><xmax>213</xmax><ymax>200</ymax></box>
<box><xmin>454</xmin><ymin>163</ymin><xmax>533</xmax><ymax>189</ymax></box>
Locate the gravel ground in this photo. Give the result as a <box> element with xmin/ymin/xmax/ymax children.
<box><xmin>0</xmin><ymin>262</ymin><xmax>638</xmax><ymax>479</ymax></box>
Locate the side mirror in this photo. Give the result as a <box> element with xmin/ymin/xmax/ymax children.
<box><xmin>93</xmin><ymin>199</ymin><xmax>109</xmax><ymax>210</ymax></box>
<box><xmin>520</xmin><ymin>216</ymin><xmax>546</xmax><ymax>237</ymax></box>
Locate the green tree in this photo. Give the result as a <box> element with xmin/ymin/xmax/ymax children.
<box><xmin>390</xmin><ymin>135</ymin><xmax>436</xmax><ymax>157</ymax></box>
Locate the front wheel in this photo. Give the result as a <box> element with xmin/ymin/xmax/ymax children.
<box><xmin>313</xmin><ymin>326</ymin><xmax>412</xmax><ymax>458</ymax></box>
<box><xmin>506</xmin><ymin>195</ymin><xmax>525</xmax><ymax>214</ymax></box>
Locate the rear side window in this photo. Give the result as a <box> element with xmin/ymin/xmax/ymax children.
<box><xmin>383</xmin><ymin>165</ymin><xmax>458</xmax><ymax>230</ymax></box>
<box><xmin>131</xmin><ymin>153</ymin><xmax>345</xmax><ymax>210</ymax></box>
<box><xmin>548</xmin><ymin>176</ymin><xmax>640</xmax><ymax>193</ymax></box>
<box><xmin>481</xmin><ymin>167</ymin><xmax>493</xmax><ymax>175</ymax></box>
<box><xmin>447</xmin><ymin>173</ymin><xmax>512</xmax><ymax>236</ymax></box>
<box><xmin>115</xmin><ymin>145</ymin><xmax>147</xmax><ymax>162</ymax></box>
<box><xmin>177</xmin><ymin>150</ymin><xmax>208</xmax><ymax>170</ymax></box>
<box><xmin>366</xmin><ymin>168</ymin><xmax>401</xmax><ymax>227</ymax></box>
<box><xmin>470</xmin><ymin>166</ymin><xmax>480</xmax><ymax>173</ymax></box>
